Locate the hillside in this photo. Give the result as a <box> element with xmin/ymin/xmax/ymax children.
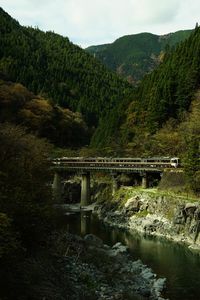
<box><xmin>91</xmin><ymin>25</ymin><xmax>200</xmax><ymax>193</ymax></box>
<box><xmin>0</xmin><ymin>7</ymin><xmax>132</xmax><ymax>127</ymax></box>
<box><xmin>0</xmin><ymin>77</ymin><xmax>89</xmax><ymax>147</ymax></box>
<box><xmin>86</xmin><ymin>30</ymin><xmax>192</xmax><ymax>84</ymax></box>
<box><xmin>92</xmin><ymin>25</ymin><xmax>200</xmax><ymax>158</ymax></box>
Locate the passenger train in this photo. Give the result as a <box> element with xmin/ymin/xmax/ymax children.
<box><xmin>52</xmin><ymin>157</ymin><xmax>180</xmax><ymax>168</ymax></box>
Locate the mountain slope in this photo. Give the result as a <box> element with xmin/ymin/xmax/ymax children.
<box><xmin>86</xmin><ymin>30</ymin><xmax>193</xmax><ymax>84</ymax></box>
<box><xmin>0</xmin><ymin>7</ymin><xmax>132</xmax><ymax>127</ymax></box>
<box><xmin>91</xmin><ymin>26</ymin><xmax>200</xmax><ymax>151</ymax></box>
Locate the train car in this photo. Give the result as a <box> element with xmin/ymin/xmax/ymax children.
<box><xmin>170</xmin><ymin>157</ymin><xmax>180</xmax><ymax>168</ymax></box>
<box><xmin>112</xmin><ymin>157</ymin><xmax>142</xmax><ymax>162</ymax></box>
<box><xmin>51</xmin><ymin>156</ymin><xmax>180</xmax><ymax>168</ymax></box>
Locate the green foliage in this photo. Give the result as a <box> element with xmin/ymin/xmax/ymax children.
<box><xmin>135</xmin><ymin>210</ymin><xmax>149</xmax><ymax>218</ymax></box>
<box><xmin>179</xmin><ymin>91</ymin><xmax>200</xmax><ymax>193</ymax></box>
<box><xmin>158</xmin><ymin>171</ymin><xmax>187</xmax><ymax>193</ymax></box>
<box><xmin>184</xmin><ymin>137</ymin><xmax>200</xmax><ymax>193</ymax></box>
<box><xmin>0</xmin><ymin>123</ymin><xmax>54</xmax><ymax>249</ymax></box>
<box><xmin>93</xmin><ymin>26</ymin><xmax>200</xmax><ymax>153</ymax></box>
<box><xmin>86</xmin><ymin>30</ymin><xmax>192</xmax><ymax>84</ymax></box>
<box><xmin>0</xmin><ymin>213</ymin><xmax>21</xmax><ymax>260</ymax></box>
<box><xmin>92</xmin><ymin>25</ymin><xmax>200</xmax><ymax>195</ymax></box>
<box><xmin>134</xmin><ymin>27</ymin><xmax>200</xmax><ymax>132</ymax></box>
<box><xmin>0</xmin><ymin>8</ymin><xmax>131</xmax><ymax>128</ymax></box>
<box><xmin>184</xmin><ymin>136</ymin><xmax>200</xmax><ymax>194</ymax></box>
<box><xmin>0</xmin><ymin>123</ymin><xmax>63</xmax><ymax>299</ymax></box>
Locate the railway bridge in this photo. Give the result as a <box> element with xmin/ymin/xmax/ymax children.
<box><xmin>51</xmin><ymin>157</ymin><xmax>180</xmax><ymax>205</ymax></box>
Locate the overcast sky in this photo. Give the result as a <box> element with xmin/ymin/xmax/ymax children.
<box><xmin>1</xmin><ymin>0</ymin><xmax>199</xmax><ymax>47</ymax></box>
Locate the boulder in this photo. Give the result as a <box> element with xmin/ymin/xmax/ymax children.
<box><xmin>108</xmin><ymin>242</ymin><xmax>128</xmax><ymax>257</ymax></box>
<box><xmin>141</xmin><ymin>268</ymin><xmax>156</xmax><ymax>280</ymax></box>
<box><xmin>84</xmin><ymin>234</ymin><xmax>103</xmax><ymax>247</ymax></box>
<box><xmin>153</xmin><ymin>278</ymin><xmax>166</xmax><ymax>297</ymax></box>
<box><xmin>125</xmin><ymin>196</ymin><xmax>141</xmax><ymax>212</ymax></box>
<box><xmin>185</xmin><ymin>203</ymin><xmax>198</xmax><ymax>217</ymax></box>
<box><xmin>173</xmin><ymin>205</ymin><xmax>186</xmax><ymax>225</ymax></box>
<box><xmin>143</xmin><ymin>219</ymin><xmax>160</xmax><ymax>233</ymax></box>
<box><xmin>112</xmin><ymin>242</ymin><xmax>128</xmax><ymax>253</ymax></box>
<box><xmin>194</xmin><ymin>207</ymin><xmax>200</xmax><ymax>220</ymax></box>
<box><xmin>138</xmin><ymin>287</ymin><xmax>151</xmax><ymax>297</ymax></box>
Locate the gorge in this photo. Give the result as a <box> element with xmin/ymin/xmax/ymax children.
<box><xmin>0</xmin><ymin>6</ymin><xmax>200</xmax><ymax>300</ymax></box>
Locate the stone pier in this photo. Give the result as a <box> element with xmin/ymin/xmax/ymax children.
<box><xmin>112</xmin><ymin>173</ymin><xmax>119</xmax><ymax>195</ymax></box>
<box><xmin>141</xmin><ymin>172</ymin><xmax>148</xmax><ymax>189</ymax></box>
<box><xmin>81</xmin><ymin>172</ymin><xmax>90</xmax><ymax>206</ymax></box>
<box><xmin>52</xmin><ymin>172</ymin><xmax>62</xmax><ymax>203</ymax></box>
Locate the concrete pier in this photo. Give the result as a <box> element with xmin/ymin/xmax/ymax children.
<box><xmin>81</xmin><ymin>172</ymin><xmax>90</xmax><ymax>206</ymax></box>
<box><xmin>52</xmin><ymin>172</ymin><xmax>62</xmax><ymax>203</ymax></box>
<box><xmin>133</xmin><ymin>177</ymin><xmax>139</xmax><ymax>187</ymax></box>
<box><xmin>142</xmin><ymin>172</ymin><xmax>148</xmax><ymax>189</ymax></box>
<box><xmin>112</xmin><ymin>173</ymin><xmax>119</xmax><ymax>195</ymax></box>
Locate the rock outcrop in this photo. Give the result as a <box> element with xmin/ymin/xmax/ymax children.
<box><xmin>94</xmin><ymin>188</ymin><xmax>200</xmax><ymax>251</ymax></box>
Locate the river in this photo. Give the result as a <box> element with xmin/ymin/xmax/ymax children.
<box><xmin>62</xmin><ymin>210</ymin><xmax>200</xmax><ymax>300</ymax></box>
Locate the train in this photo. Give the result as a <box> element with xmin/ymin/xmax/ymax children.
<box><xmin>52</xmin><ymin>157</ymin><xmax>180</xmax><ymax>168</ymax></box>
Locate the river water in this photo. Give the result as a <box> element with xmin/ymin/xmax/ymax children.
<box><xmin>62</xmin><ymin>210</ymin><xmax>200</xmax><ymax>300</ymax></box>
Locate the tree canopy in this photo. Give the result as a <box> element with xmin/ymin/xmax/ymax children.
<box><xmin>0</xmin><ymin>79</ymin><xmax>90</xmax><ymax>147</ymax></box>
<box><xmin>0</xmin><ymin>7</ymin><xmax>132</xmax><ymax>128</ymax></box>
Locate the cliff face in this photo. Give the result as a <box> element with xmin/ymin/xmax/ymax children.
<box><xmin>127</xmin><ymin>190</ymin><xmax>200</xmax><ymax>249</ymax></box>
<box><xmin>94</xmin><ymin>187</ymin><xmax>200</xmax><ymax>251</ymax></box>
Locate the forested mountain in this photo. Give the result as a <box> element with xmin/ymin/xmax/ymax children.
<box><xmin>0</xmin><ymin>8</ymin><xmax>132</xmax><ymax>127</ymax></box>
<box><xmin>1</xmin><ymin>7</ymin><xmax>200</xmax><ymax>300</ymax></box>
<box><xmin>92</xmin><ymin>25</ymin><xmax>200</xmax><ymax>159</ymax></box>
<box><xmin>1</xmin><ymin>7</ymin><xmax>200</xmax><ymax>164</ymax></box>
<box><xmin>86</xmin><ymin>30</ymin><xmax>192</xmax><ymax>84</ymax></box>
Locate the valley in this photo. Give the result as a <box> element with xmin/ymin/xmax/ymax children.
<box><xmin>0</xmin><ymin>6</ymin><xmax>200</xmax><ymax>300</ymax></box>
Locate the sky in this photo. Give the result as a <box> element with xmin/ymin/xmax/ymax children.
<box><xmin>0</xmin><ymin>0</ymin><xmax>199</xmax><ymax>47</ymax></box>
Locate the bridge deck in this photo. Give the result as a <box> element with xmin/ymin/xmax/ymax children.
<box><xmin>52</xmin><ymin>165</ymin><xmax>164</xmax><ymax>173</ymax></box>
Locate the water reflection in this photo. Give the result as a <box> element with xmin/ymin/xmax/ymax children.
<box><xmin>63</xmin><ymin>211</ymin><xmax>200</xmax><ymax>300</ymax></box>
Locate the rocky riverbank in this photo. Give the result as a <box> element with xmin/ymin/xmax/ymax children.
<box><xmin>94</xmin><ymin>187</ymin><xmax>200</xmax><ymax>252</ymax></box>
<box><xmin>64</xmin><ymin>233</ymin><xmax>167</xmax><ymax>300</ymax></box>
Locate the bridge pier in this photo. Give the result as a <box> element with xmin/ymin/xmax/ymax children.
<box><xmin>52</xmin><ymin>172</ymin><xmax>62</xmax><ymax>203</ymax></box>
<box><xmin>112</xmin><ymin>173</ymin><xmax>119</xmax><ymax>195</ymax></box>
<box><xmin>132</xmin><ymin>174</ymin><xmax>140</xmax><ymax>187</ymax></box>
<box><xmin>141</xmin><ymin>172</ymin><xmax>148</xmax><ymax>189</ymax></box>
<box><xmin>81</xmin><ymin>172</ymin><xmax>90</xmax><ymax>206</ymax></box>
